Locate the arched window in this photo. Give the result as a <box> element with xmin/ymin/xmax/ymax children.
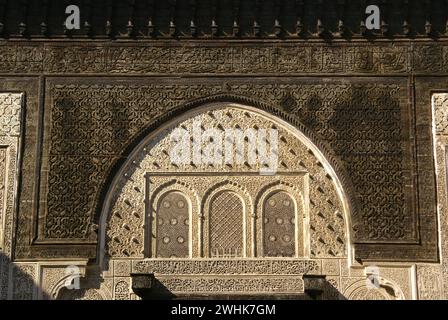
<box><xmin>156</xmin><ymin>191</ymin><xmax>190</xmax><ymax>258</ymax></box>
<box><xmin>262</xmin><ymin>191</ymin><xmax>296</xmax><ymax>257</ymax></box>
<box><xmin>209</xmin><ymin>191</ymin><xmax>244</xmax><ymax>258</ymax></box>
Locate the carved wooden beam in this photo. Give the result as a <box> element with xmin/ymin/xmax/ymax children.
<box><xmin>131</xmin><ymin>273</ymin><xmax>155</xmax><ymax>299</ymax></box>
<box><xmin>232</xmin><ymin>0</ymin><xmax>240</xmax><ymax>36</ymax></box>
<box><xmin>127</xmin><ymin>0</ymin><xmax>135</xmax><ymax>37</ymax></box>
<box><xmin>295</xmin><ymin>0</ymin><xmax>304</xmax><ymax>36</ymax></box>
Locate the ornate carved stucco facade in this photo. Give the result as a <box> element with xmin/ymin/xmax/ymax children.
<box><xmin>1</xmin><ymin>0</ymin><xmax>448</xmax><ymax>300</ymax></box>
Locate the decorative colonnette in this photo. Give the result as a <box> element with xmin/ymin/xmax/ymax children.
<box><xmin>0</xmin><ymin>93</ymin><xmax>23</xmax><ymax>300</ymax></box>
<box><xmin>414</xmin><ymin>94</ymin><xmax>448</xmax><ymax>300</ymax></box>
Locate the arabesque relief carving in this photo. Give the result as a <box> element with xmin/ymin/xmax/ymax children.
<box><xmin>2</xmin><ymin>43</ymin><xmax>448</xmax><ymax>75</ymax></box>
<box><xmin>104</xmin><ymin>105</ymin><xmax>348</xmax><ymax>260</ymax></box>
<box><xmin>44</xmin><ymin>80</ymin><xmax>409</xmax><ymax>251</ymax></box>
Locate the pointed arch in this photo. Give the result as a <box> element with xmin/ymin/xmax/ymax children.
<box><xmin>98</xmin><ymin>99</ymin><xmax>354</xmax><ymax>267</ymax></box>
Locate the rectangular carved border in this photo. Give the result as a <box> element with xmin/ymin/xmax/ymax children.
<box><xmin>355</xmin><ymin>77</ymin><xmax>441</xmax><ymax>262</ymax></box>
<box><xmin>25</xmin><ymin>76</ymin><xmax>432</xmax><ymax>262</ymax></box>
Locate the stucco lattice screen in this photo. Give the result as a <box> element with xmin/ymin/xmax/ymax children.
<box><xmin>208</xmin><ymin>191</ymin><xmax>244</xmax><ymax>258</ymax></box>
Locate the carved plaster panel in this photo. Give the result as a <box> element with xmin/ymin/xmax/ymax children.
<box><xmin>104</xmin><ymin>105</ymin><xmax>348</xmax><ymax>261</ymax></box>
<box><xmin>9</xmin><ymin>263</ymin><xmax>37</xmax><ymax>300</ymax></box>
<box><xmin>57</xmin><ymin>288</ymin><xmax>105</xmax><ymax>300</ymax></box>
<box><xmin>154</xmin><ymin>275</ymin><xmax>305</xmax><ymax>295</ymax></box>
<box><xmin>131</xmin><ymin>259</ymin><xmax>321</xmax><ymax>275</ymax></box>
<box><xmin>38</xmin><ymin>263</ymin><xmax>87</xmax><ymax>300</ymax></box>
<box><xmin>342</xmin><ymin>277</ymin><xmax>405</xmax><ymax>300</ymax></box>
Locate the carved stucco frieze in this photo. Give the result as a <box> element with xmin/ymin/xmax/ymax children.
<box><xmin>154</xmin><ymin>276</ymin><xmax>305</xmax><ymax>294</ymax></box>
<box><xmin>3</xmin><ymin>43</ymin><xmax>448</xmax><ymax>75</ymax></box>
<box><xmin>131</xmin><ymin>259</ymin><xmax>321</xmax><ymax>275</ymax></box>
<box><xmin>5</xmin><ymin>43</ymin><xmax>448</xmax><ymax>75</ymax></box>
<box><xmin>0</xmin><ymin>93</ymin><xmax>23</xmax><ymax>137</ymax></box>
<box><xmin>39</xmin><ymin>263</ymin><xmax>88</xmax><ymax>300</ymax></box>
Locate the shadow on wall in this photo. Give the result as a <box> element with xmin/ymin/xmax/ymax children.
<box><xmin>0</xmin><ymin>252</ymin><xmax>50</xmax><ymax>300</ymax></box>
<box><xmin>133</xmin><ymin>275</ymin><xmax>347</xmax><ymax>301</ymax></box>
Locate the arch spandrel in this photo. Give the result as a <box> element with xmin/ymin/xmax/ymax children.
<box><xmin>101</xmin><ymin>102</ymin><xmax>351</xmax><ymax>266</ymax></box>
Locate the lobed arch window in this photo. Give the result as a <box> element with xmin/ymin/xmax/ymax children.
<box><xmin>154</xmin><ymin>191</ymin><xmax>191</xmax><ymax>258</ymax></box>
<box><xmin>262</xmin><ymin>191</ymin><xmax>297</xmax><ymax>257</ymax></box>
<box><xmin>147</xmin><ymin>177</ymin><xmax>306</xmax><ymax>259</ymax></box>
